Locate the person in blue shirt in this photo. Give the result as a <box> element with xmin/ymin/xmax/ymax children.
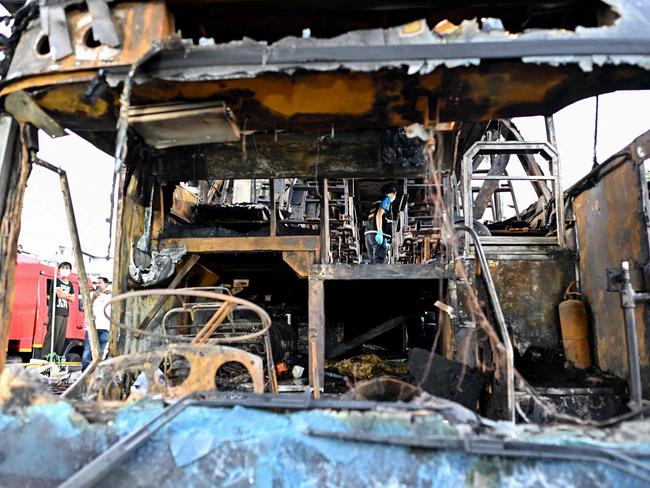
<box><xmin>364</xmin><ymin>182</ymin><xmax>398</xmax><ymax>264</ymax></box>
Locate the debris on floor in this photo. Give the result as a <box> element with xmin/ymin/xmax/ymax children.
<box><xmin>325</xmin><ymin>354</ymin><xmax>410</xmax><ymax>380</ymax></box>
<box><xmin>409</xmin><ymin>348</ymin><xmax>484</xmax><ymax>410</ymax></box>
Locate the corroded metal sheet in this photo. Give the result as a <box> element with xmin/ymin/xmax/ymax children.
<box><xmin>85</xmin><ymin>344</ymin><xmax>266</xmax><ymax>400</ymax></box>
<box><xmin>5</xmin><ymin>1</ymin><xmax>173</xmax><ymax>84</ymax></box>
<box><xmin>9</xmin><ymin>62</ymin><xmax>649</xmax><ymax>132</ymax></box>
<box><xmin>573</xmin><ymin>157</ymin><xmax>650</xmax><ymax>394</ymax></box>
<box><xmin>3</xmin><ymin>2</ymin><xmax>650</xmax><ymax>125</ymax></box>
<box><xmin>135</xmin><ymin>63</ymin><xmax>650</xmax><ymax>127</ymax></box>
<box><xmin>487</xmin><ymin>254</ymin><xmax>575</xmax><ymax>356</ymax></box>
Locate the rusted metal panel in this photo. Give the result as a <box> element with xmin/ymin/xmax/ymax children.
<box><xmin>84</xmin><ymin>344</ymin><xmax>266</xmax><ymax>400</ymax></box>
<box><xmin>160</xmin><ymin>236</ymin><xmax>321</xmax><ymax>253</ymax></box>
<box><xmin>113</xmin><ymin>170</ymin><xmax>143</xmax><ymax>355</ymax></box>
<box><xmin>573</xmin><ymin>157</ymin><xmax>650</xmax><ymax>393</ymax></box>
<box><xmin>30</xmin><ymin>81</ymin><xmax>120</xmax><ymax>130</ymax></box>
<box><xmin>282</xmin><ymin>251</ymin><xmax>314</xmax><ymax>278</ymax></box>
<box><xmin>487</xmin><ymin>253</ymin><xmax>576</xmax><ymax>356</ymax></box>
<box><xmin>4</xmin><ymin>90</ymin><xmax>66</xmax><ymax>137</ymax></box>
<box><xmin>5</xmin><ymin>1</ymin><xmax>173</xmax><ymax>84</ymax></box>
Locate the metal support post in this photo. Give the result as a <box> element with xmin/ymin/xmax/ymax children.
<box><xmin>619</xmin><ymin>261</ymin><xmax>645</xmax><ymax>409</ymax></box>
<box><xmin>545</xmin><ymin>114</ymin><xmax>566</xmax><ymax>246</ymax></box>
<box><xmin>48</xmin><ymin>248</ymin><xmax>61</xmax><ymax>361</ymax></box>
<box><xmin>455</xmin><ymin>224</ymin><xmax>515</xmax><ymax>422</ymax></box>
<box><xmin>34</xmin><ymin>158</ymin><xmax>101</xmax><ymax>363</ymax></box>
<box><xmin>269</xmin><ymin>178</ymin><xmax>277</xmax><ymax>237</ymax></box>
<box><xmin>544</xmin><ymin>115</ymin><xmax>558</xmax><ymax>148</ymax></box>
<box><xmin>0</xmin><ymin>123</ymin><xmax>30</xmax><ymax>374</ymax></box>
<box><xmin>320</xmin><ymin>178</ymin><xmax>330</xmax><ymax>264</ymax></box>
<box><xmin>308</xmin><ymin>277</ymin><xmax>325</xmax><ymax>398</ymax></box>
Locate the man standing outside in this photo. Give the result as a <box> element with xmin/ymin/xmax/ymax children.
<box><xmin>82</xmin><ymin>277</ymin><xmax>111</xmax><ymax>371</ymax></box>
<box><xmin>43</xmin><ymin>262</ymin><xmax>75</xmax><ymax>358</ymax></box>
<box><xmin>364</xmin><ymin>182</ymin><xmax>398</xmax><ymax>264</ymax></box>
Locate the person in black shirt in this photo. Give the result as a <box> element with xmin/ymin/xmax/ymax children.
<box><xmin>364</xmin><ymin>183</ymin><xmax>398</xmax><ymax>264</ymax></box>
<box><xmin>43</xmin><ymin>261</ymin><xmax>75</xmax><ymax>358</ymax></box>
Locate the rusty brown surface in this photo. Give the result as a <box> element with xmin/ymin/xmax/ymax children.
<box><xmin>282</xmin><ymin>251</ymin><xmax>316</xmax><ymax>279</ymax></box>
<box><xmin>0</xmin><ymin>72</ymin><xmax>97</xmax><ymax>97</ymax></box>
<box><xmin>308</xmin><ymin>278</ymin><xmax>325</xmax><ymax>398</ymax></box>
<box><xmin>85</xmin><ymin>344</ymin><xmax>266</xmax><ymax>400</ymax></box>
<box><xmin>135</xmin><ymin>63</ymin><xmax>650</xmax><ymax>127</ymax></box>
<box><xmin>170</xmin><ymin>185</ymin><xmax>197</xmax><ymax>223</ymax></box>
<box><xmin>0</xmin><ymin>0</ymin><xmax>647</xmax><ymax>131</ymax></box>
<box><xmin>112</xmin><ymin>170</ymin><xmax>143</xmax><ymax>355</ymax></box>
<box><xmin>108</xmin><ymin>287</ymin><xmax>279</xmax><ymax>393</ymax></box>
<box><xmin>487</xmin><ymin>255</ymin><xmax>575</xmax><ymax>357</ymax></box>
<box><xmin>0</xmin><ymin>125</ymin><xmax>31</xmax><ymax>375</ymax></box>
<box><xmin>107</xmin><ymin>168</ymin><xmax>126</xmax><ymax>357</ymax></box>
<box><xmin>4</xmin><ymin>1</ymin><xmax>173</xmax><ymax>87</ymax></box>
<box><xmin>160</xmin><ymin>236</ymin><xmax>321</xmax><ymax>253</ymax></box>
<box><xmin>29</xmin><ymin>82</ymin><xmax>120</xmax><ymax>131</ymax></box>
<box><xmin>2</xmin><ymin>62</ymin><xmax>648</xmax><ymax>136</ymax></box>
<box><xmin>573</xmin><ymin>158</ymin><xmax>650</xmax><ymax>393</ymax></box>
<box><xmin>4</xmin><ymin>91</ymin><xmax>66</xmax><ymax>137</ymax></box>
<box><xmin>192</xmin><ymin>301</ymin><xmax>235</xmax><ymax>344</ymax></box>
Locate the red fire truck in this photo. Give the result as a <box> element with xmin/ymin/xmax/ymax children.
<box><xmin>8</xmin><ymin>253</ymin><xmax>90</xmax><ymax>363</ymax></box>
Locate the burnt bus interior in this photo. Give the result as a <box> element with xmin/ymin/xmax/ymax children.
<box><xmin>1</xmin><ymin>0</ymin><xmax>649</xmax><ymax>423</ymax></box>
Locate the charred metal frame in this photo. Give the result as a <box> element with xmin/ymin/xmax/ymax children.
<box><xmin>462</xmin><ymin>141</ymin><xmax>563</xmax><ymax>247</ymax></box>
<box><xmin>32</xmin><ymin>157</ymin><xmax>102</xmax><ymax>364</ymax></box>
<box><xmin>1</xmin><ymin>0</ymin><xmax>649</xmax><ymax>427</ymax></box>
<box><xmin>104</xmin><ymin>287</ymin><xmax>280</xmax><ymax>393</ymax></box>
<box><xmin>147</xmin><ymin>39</ymin><xmax>650</xmax><ymax>74</ymax></box>
<box><xmin>87</xmin><ymin>344</ymin><xmax>267</xmax><ymax>400</ymax></box>
<box><xmin>307</xmin><ymin>263</ymin><xmax>453</xmax><ymax>397</ymax></box>
<box><xmin>455</xmin><ymin>224</ymin><xmax>514</xmax><ymax>421</ymax></box>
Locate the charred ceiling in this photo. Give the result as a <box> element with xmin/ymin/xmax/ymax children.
<box><xmin>169</xmin><ymin>0</ymin><xmax>618</xmax><ymax>43</ymax></box>
<box><xmin>24</xmin><ymin>61</ymin><xmax>650</xmax><ymax>135</ymax></box>
<box><xmin>0</xmin><ymin>1</ymin><xmax>647</xmax><ymax>128</ymax></box>
<box><xmin>0</xmin><ymin>0</ymin><xmax>648</xmax><ymax>154</ymax></box>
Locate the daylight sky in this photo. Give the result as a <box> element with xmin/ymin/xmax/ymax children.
<box><xmin>17</xmin><ymin>89</ymin><xmax>650</xmax><ymax>275</ymax></box>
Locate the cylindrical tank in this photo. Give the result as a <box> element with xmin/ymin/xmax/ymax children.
<box><xmin>559</xmin><ymin>282</ymin><xmax>591</xmax><ymax>369</ymax></box>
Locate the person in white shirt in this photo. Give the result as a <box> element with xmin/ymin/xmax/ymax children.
<box><xmin>81</xmin><ymin>277</ymin><xmax>112</xmax><ymax>371</ymax></box>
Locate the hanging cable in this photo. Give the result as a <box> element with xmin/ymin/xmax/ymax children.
<box><xmin>592</xmin><ymin>95</ymin><xmax>600</xmax><ymax>168</ymax></box>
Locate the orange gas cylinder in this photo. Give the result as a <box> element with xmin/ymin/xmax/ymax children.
<box><xmin>558</xmin><ymin>282</ymin><xmax>591</xmax><ymax>369</ymax></box>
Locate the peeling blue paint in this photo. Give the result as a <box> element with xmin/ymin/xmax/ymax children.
<box><xmin>0</xmin><ymin>400</ymin><xmax>649</xmax><ymax>487</ymax></box>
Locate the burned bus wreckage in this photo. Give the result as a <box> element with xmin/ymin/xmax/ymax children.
<box><xmin>1</xmin><ymin>0</ymin><xmax>650</xmax><ymax>485</ymax></box>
